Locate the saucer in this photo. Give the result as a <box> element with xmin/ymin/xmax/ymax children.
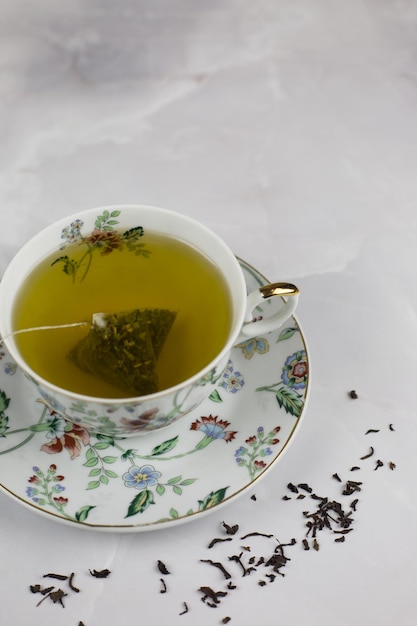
<box><xmin>0</xmin><ymin>260</ymin><xmax>309</xmax><ymax>531</ymax></box>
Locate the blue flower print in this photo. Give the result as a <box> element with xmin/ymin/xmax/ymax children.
<box><xmin>26</xmin><ymin>486</ymin><xmax>38</xmax><ymax>498</ymax></box>
<box><xmin>122</xmin><ymin>465</ymin><xmax>162</xmax><ymax>490</ymax></box>
<box><xmin>219</xmin><ymin>364</ymin><xmax>245</xmax><ymax>393</ymax></box>
<box><xmin>61</xmin><ymin>219</ymin><xmax>83</xmax><ymax>244</ymax></box>
<box><xmin>259</xmin><ymin>447</ymin><xmax>273</xmax><ymax>457</ymax></box>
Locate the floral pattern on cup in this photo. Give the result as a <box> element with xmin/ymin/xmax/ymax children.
<box><xmin>52</xmin><ymin>210</ymin><xmax>149</xmax><ymax>282</ymax></box>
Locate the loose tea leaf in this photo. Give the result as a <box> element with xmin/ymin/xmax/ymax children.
<box><xmin>240</xmin><ymin>532</ymin><xmax>273</xmax><ymax>540</ymax></box>
<box><xmin>179</xmin><ymin>602</ymin><xmax>189</xmax><ymax>615</ymax></box>
<box><xmin>157</xmin><ymin>560</ymin><xmax>170</xmax><ymax>575</ymax></box>
<box><xmin>48</xmin><ymin>589</ymin><xmax>68</xmax><ymax>607</ymax></box>
<box><xmin>297</xmin><ymin>483</ymin><xmax>313</xmax><ymax>493</ymax></box>
<box><xmin>342</xmin><ymin>480</ymin><xmax>362</xmax><ymax>496</ymax></box>
<box><xmin>30</xmin><ymin>584</ymin><xmax>54</xmax><ymax>595</ymax></box>
<box><xmin>68</xmin><ymin>573</ymin><xmax>80</xmax><ymax>593</ymax></box>
<box><xmin>200</xmin><ymin>559</ymin><xmax>232</xmax><ymax>580</ymax></box>
<box><xmin>228</xmin><ymin>552</ymin><xmax>256</xmax><ymax>577</ymax></box>
<box><xmin>89</xmin><ymin>569</ymin><xmax>111</xmax><ymax>578</ymax></box>
<box><xmin>208</xmin><ymin>537</ymin><xmax>233</xmax><ymax>549</ymax></box>
<box><xmin>360</xmin><ymin>447</ymin><xmax>374</xmax><ymax>460</ymax></box>
<box><xmin>265</xmin><ymin>553</ymin><xmax>289</xmax><ymax>574</ymax></box>
<box><xmin>69</xmin><ymin>308</ymin><xmax>176</xmax><ymax>396</ymax></box>
<box><xmin>199</xmin><ymin>586</ymin><xmax>228</xmax><ymax>606</ymax></box>
<box><xmin>43</xmin><ymin>573</ymin><xmax>68</xmax><ymax>581</ymax></box>
<box><xmin>222</xmin><ymin>522</ymin><xmax>239</xmax><ymax>535</ymax></box>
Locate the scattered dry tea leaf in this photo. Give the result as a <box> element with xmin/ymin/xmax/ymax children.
<box><xmin>200</xmin><ymin>559</ymin><xmax>232</xmax><ymax>580</ymax></box>
<box><xmin>157</xmin><ymin>560</ymin><xmax>170</xmax><ymax>575</ymax></box>
<box><xmin>179</xmin><ymin>602</ymin><xmax>188</xmax><ymax>615</ymax></box>
<box><xmin>89</xmin><ymin>569</ymin><xmax>111</xmax><ymax>578</ymax></box>
<box><xmin>222</xmin><ymin>521</ymin><xmax>239</xmax><ymax>535</ymax></box>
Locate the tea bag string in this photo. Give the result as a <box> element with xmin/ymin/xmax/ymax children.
<box><xmin>3</xmin><ymin>321</ymin><xmax>89</xmax><ymax>339</ymax></box>
<box><xmin>3</xmin><ymin>311</ymin><xmax>120</xmax><ymax>340</ymax></box>
<box><xmin>2</xmin><ymin>313</ymin><xmax>114</xmax><ymax>340</ymax></box>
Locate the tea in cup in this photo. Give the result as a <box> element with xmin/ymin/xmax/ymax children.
<box><xmin>0</xmin><ymin>205</ymin><xmax>299</xmax><ymax>436</ymax></box>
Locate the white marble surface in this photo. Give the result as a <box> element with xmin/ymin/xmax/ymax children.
<box><xmin>1</xmin><ymin>1</ymin><xmax>417</xmax><ymax>624</ymax></box>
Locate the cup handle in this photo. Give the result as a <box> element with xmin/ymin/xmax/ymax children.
<box><xmin>235</xmin><ymin>282</ymin><xmax>299</xmax><ymax>344</ymax></box>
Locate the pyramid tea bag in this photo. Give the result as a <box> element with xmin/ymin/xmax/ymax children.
<box><xmin>69</xmin><ymin>308</ymin><xmax>177</xmax><ymax>396</ymax></box>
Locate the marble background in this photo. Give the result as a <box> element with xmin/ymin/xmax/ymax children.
<box><xmin>1</xmin><ymin>1</ymin><xmax>417</xmax><ymax>625</ymax></box>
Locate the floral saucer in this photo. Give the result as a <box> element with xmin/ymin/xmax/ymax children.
<box><xmin>0</xmin><ymin>260</ymin><xmax>309</xmax><ymax>531</ymax></box>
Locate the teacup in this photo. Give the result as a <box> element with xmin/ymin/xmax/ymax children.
<box><xmin>0</xmin><ymin>205</ymin><xmax>299</xmax><ymax>437</ymax></box>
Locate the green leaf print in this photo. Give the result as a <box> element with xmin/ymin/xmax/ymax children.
<box><xmin>150</xmin><ymin>436</ymin><xmax>179</xmax><ymax>456</ymax></box>
<box><xmin>275</xmin><ymin>386</ymin><xmax>304</xmax><ymax>417</ymax></box>
<box><xmin>75</xmin><ymin>505</ymin><xmax>96</xmax><ymax>523</ymax></box>
<box><xmin>126</xmin><ymin>489</ymin><xmax>155</xmax><ymax>517</ymax></box>
<box><xmin>198</xmin><ymin>487</ymin><xmax>229</xmax><ymax>511</ymax></box>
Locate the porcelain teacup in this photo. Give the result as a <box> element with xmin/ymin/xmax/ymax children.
<box><xmin>0</xmin><ymin>205</ymin><xmax>299</xmax><ymax>437</ymax></box>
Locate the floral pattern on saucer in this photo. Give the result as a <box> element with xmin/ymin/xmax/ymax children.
<box><xmin>0</xmin><ymin>261</ymin><xmax>309</xmax><ymax>531</ymax></box>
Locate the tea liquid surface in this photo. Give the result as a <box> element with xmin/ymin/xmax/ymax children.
<box><xmin>13</xmin><ymin>232</ymin><xmax>232</xmax><ymax>398</ymax></box>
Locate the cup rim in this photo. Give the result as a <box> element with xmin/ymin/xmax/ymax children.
<box><xmin>0</xmin><ymin>204</ymin><xmax>247</xmax><ymax>405</ymax></box>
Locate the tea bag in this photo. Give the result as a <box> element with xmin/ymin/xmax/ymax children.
<box><xmin>69</xmin><ymin>308</ymin><xmax>176</xmax><ymax>396</ymax></box>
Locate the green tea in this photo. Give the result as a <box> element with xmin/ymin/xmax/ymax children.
<box><xmin>12</xmin><ymin>230</ymin><xmax>232</xmax><ymax>398</ymax></box>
